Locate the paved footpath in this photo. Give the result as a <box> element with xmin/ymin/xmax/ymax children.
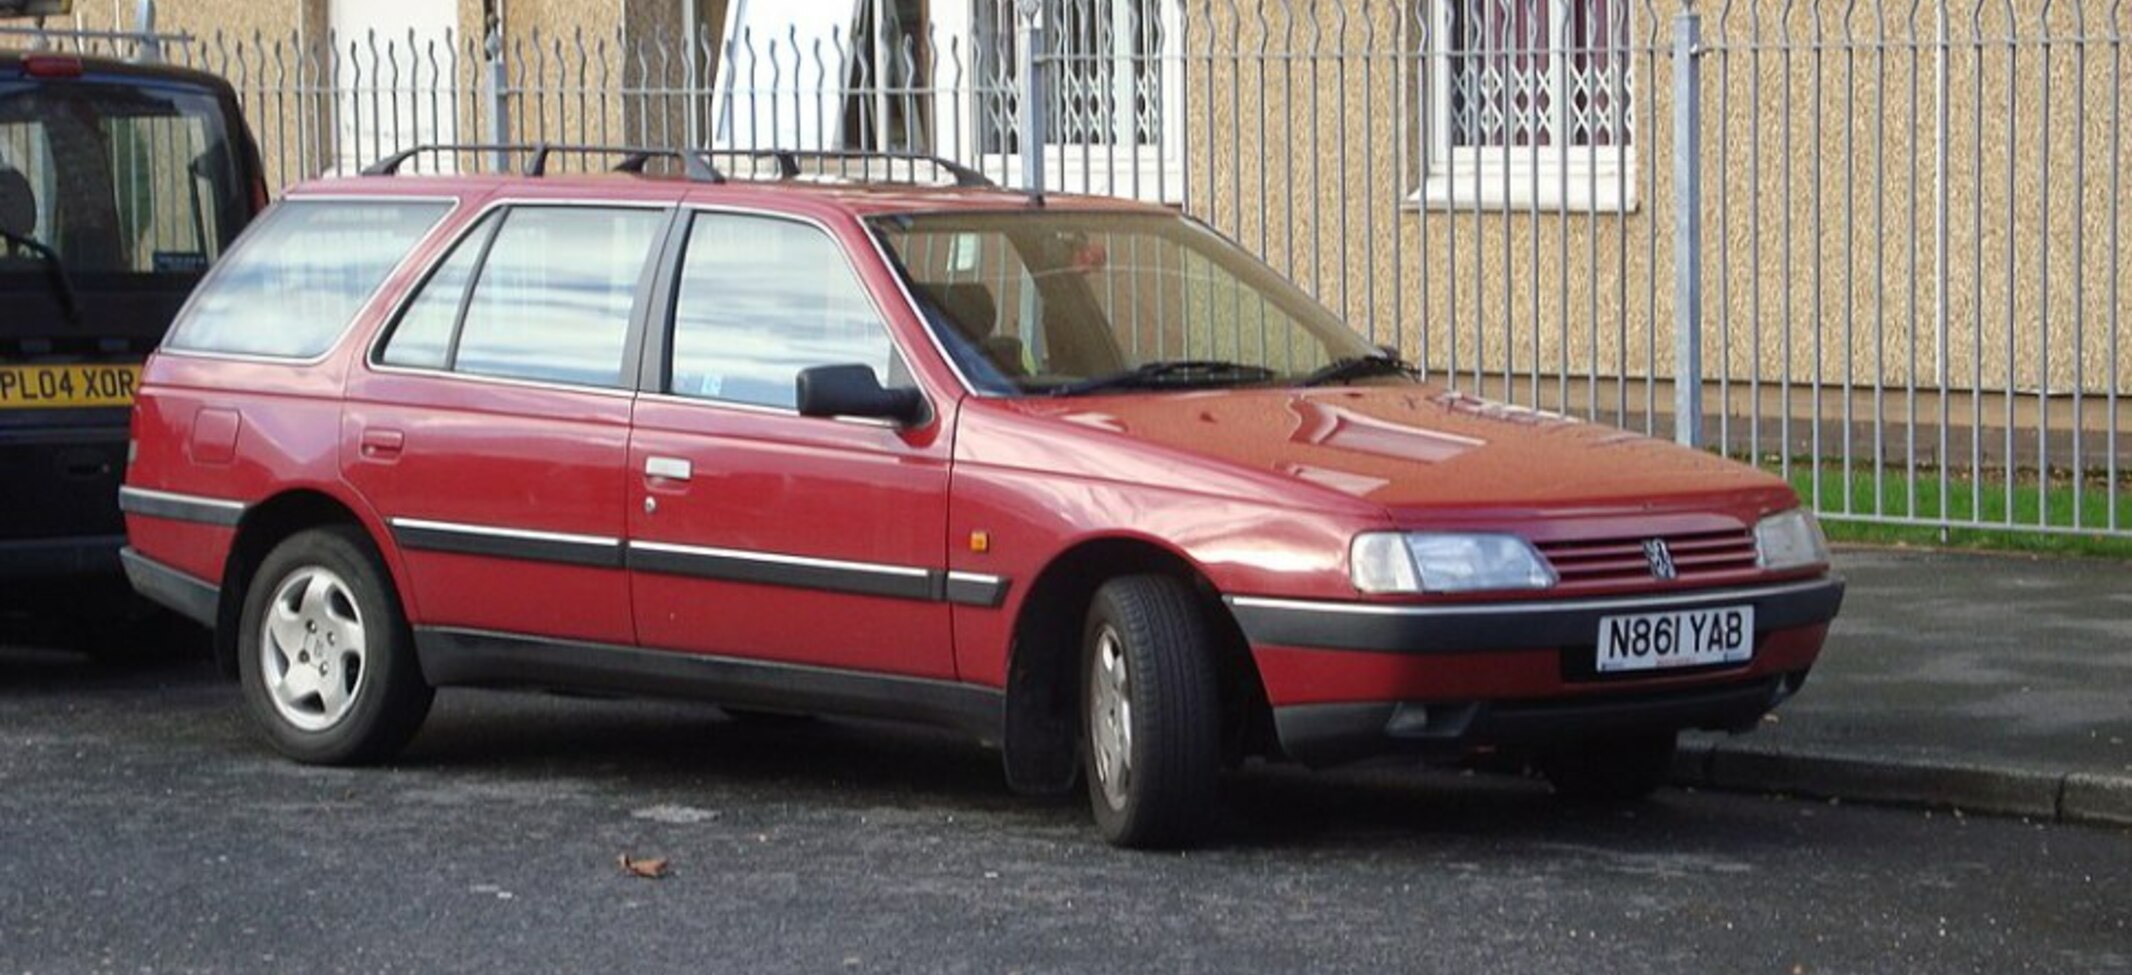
<box><xmin>1678</xmin><ymin>547</ymin><xmax>2132</xmax><ymax>827</ymax></box>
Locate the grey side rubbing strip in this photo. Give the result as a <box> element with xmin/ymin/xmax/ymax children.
<box><xmin>116</xmin><ymin>486</ymin><xmax>246</xmax><ymax>527</ymax></box>
<box><xmin>943</xmin><ymin>571</ymin><xmax>1010</xmax><ymax>608</ymax></box>
<box><xmin>391</xmin><ymin>517</ymin><xmax>624</xmax><ymax>569</ymax></box>
<box><xmin>383</xmin><ymin>522</ymin><xmax>1014</xmax><ymax>606</ymax></box>
<box><xmin>628</xmin><ymin>540</ymin><xmax>936</xmax><ymax>601</ymax></box>
<box><xmin>627</xmin><ymin>540</ymin><xmax>1012</xmax><ymax>607</ymax></box>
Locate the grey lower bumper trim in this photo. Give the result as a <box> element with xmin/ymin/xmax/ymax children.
<box><xmin>1273</xmin><ymin>673</ymin><xmax>1802</xmax><ymax>768</ymax></box>
<box><xmin>119</xmin><ymin>546</ymin><xmax>219</xmax><ymax>627</ymax></box>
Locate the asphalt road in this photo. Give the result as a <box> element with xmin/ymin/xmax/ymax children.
<box><xmin>2</xmin><ymin>644</ymin><xmax>2128</xmax><ymax>975</ymax></box>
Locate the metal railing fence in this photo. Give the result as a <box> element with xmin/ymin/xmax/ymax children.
<box><xmin>11</xmin><ymin>0</ymin><xmax>2125</xmax><ymax>539</ymax></box>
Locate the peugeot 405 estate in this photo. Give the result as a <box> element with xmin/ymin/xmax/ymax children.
<box><xmin>121</xmin><ymin>146</ymin><xmax>1843</xmax><ymax>847</ymax></box>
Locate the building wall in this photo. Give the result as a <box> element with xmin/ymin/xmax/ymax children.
<box><xmin>1183</xmin><ymin>1</ymin><xmax>2132</xmax><ymax>405</ymax></box>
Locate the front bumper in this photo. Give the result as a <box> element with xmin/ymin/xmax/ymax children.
<box><xmin>1225</xmin><ymin>576</ymin><xmax>1845</xmax><ymax>767</ymax></box>
<box><xmin>1226</xmin><ymin>577</ymin><xmax>1843</xmax><ymax>654</ymax></box>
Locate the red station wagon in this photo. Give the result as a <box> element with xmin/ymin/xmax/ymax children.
<box><xmin>121</xmin><ymin>146</ymin><xmax>1843</xmax><ymax>847</ymax></box>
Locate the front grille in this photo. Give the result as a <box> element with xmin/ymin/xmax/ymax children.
<box><xmin>1537</xmin><ymin>528</ymin><xmax>1759</xmax><ymax>588</ymax></box>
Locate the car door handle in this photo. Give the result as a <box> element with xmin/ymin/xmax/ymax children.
<box><xmin>359</xmin><ymin>428</ymin><xmax>404</xmax><ymax>460</ymax></box>
<box><xmin>645</xmin><ymin>456</ymin><xmax>692</xmax><ymax>481</ymax></box>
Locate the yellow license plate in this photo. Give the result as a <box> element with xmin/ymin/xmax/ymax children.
<box><xmin>0</xmin><ymin>363</ymin><xmax>142</xmax><ymax>410</ymax></box>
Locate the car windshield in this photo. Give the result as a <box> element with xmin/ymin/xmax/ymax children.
<box><xmin>869</xmin><ymin>210</ymin><xmax>1394</xmax><ymax>396</ymax></box>
<box><xmin>0</xmin><ymin>79</ymin><xmax>244</xmax><ymax>279</ymax></box>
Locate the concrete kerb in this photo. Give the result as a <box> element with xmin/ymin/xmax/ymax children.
<box><xmin>1672</xmin><ymin>739</ymin><xmax>2132</xmax><ymax>830</ymax></box>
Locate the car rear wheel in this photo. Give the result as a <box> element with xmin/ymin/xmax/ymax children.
<box><xmin>237</xmin><ymin>526</ymin><xmax>432</xmax><ymax>765</ymax></box>
<box><xmin>1082</xmin><ymin>575</ymin><xmax>1221</xmax><ymax>848</ymax></box>
<box><xmin>1539</xmin><ymin>731</ymin><xmax>1678</xmax><ymax>802</ymax></box>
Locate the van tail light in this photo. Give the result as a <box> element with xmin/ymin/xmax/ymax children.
<box><xmin>22</xmin><ymin>55</ymin><xmax>85</xmax><ymax>79</ymax></box>
<box><xmin>250</xmin><ymin>175</ymin><xmax>270</xmax><ymax>212</ymax></box>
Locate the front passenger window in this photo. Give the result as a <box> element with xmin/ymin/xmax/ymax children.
<box><xmin>668</xmin><ymin>213</ymin><xmax>901</xmax><ymax>409</ymax></box>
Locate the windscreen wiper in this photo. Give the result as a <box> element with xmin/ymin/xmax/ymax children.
<box><xmin>1295</xmin><ymin>352</ymin><xmax>1416</xmax><ymax>387</ymax></box>
<box><xmin>1049</xmin><ymin>359</ymin><xmax>1279</xmax><ymax>397</ymax></box>
<box><xmin>0</xmin><ymin>229</ymin><xmax>81</xmax><ymax>324</ymax></box>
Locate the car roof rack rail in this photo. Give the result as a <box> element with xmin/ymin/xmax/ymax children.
<box><xmin>360</xmin><ymin>143</ymin><xmax>725</xmax><ymax>183</ymax></box>
<box><xmin>699</xmin><ymin>149</ymin><xmax>994</xmax><ymax>188</ymax></box>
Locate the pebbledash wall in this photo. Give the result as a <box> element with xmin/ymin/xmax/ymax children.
<box><xmin>1187</xmin><ymin>1</ymin><xmax>2128</xmax><ymax>452</ymax></box>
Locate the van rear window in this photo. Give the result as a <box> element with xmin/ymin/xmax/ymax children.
<box><xmin>0</xmin><ymin>80</ymin><xmax>245</xmax><ymax>275</ymax></box>
<box><xmin>164</xmin><ymin>200</ymin><xmax>449</xmax><ymax>359</ymax></box>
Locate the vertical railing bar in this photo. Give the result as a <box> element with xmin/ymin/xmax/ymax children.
<box><xmin>2070</xmin><ymin>3</ymin><xmax>2086</xmax><ymax>530</ymax></box>
<box><xmin>2036</xmin><ymin>2</ymin><xmax>2052</xmax><ymax>528</ymax></box>
<box><xmin>1748</xmin><ymin>3</ymin><xmax>1762</xmax><ymax>466</ymax></box>
<box><xmin>2003</xmin><ymin>11</ymin><xmax>2017</xmax><ymax>527</ymax></box>
<box><xmin>1907</xmin><ymin>0</ymin><xmax>1923</xmax><ymax>524</ymax></box>
<box><xmin>1498</xmin><ymin>1</ymin><xmax>1514</xmax><ymax>404</ymax></box>
<box><xmin>1673</xmin><ymin>5</ymin><xmax>1703</xmax><ymax>447</ymax></box>
<box><xmin>2110</xmin><ymin>0</ymin><xmax>2122</xmax><ymax>532</ymax></box>
<box><xmin>1872</xmin><ymin>3</ymin><xmax>1887</xmax><ymax>519</ymax></box>
<box><xmin>1809</xmin><ymin>0</ymin><xmax>1827</xmax><ymax>512</ymax></box>
<box><xmin>1934</xmin><ymin>0</ymin><xmax>1952</xmax><ymax>529</ymax></box>
<box><xmin>1781</xmin><ymin>0</ymin><xmax>1798</xmax><ymax>475</ymax></box>
<box><xmin>1842</xmin><ymin>2</ymin><xmax>1858</xmax><ymax>514</ymax></box>
<box><xmin>1970</xmin><ymin>1</ymin><xmax>1985</xmax><ymax>525</ymax></box>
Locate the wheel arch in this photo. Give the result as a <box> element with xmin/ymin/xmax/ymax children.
<box><xmin>214</xmin><ymin>488</ymin><xmax>393</xmax><ymax>678</ymax></box>
<box><xmin>998</xmin><ymin>534</ymin><xmax>1274</xmax><ymax>795</ymax></box>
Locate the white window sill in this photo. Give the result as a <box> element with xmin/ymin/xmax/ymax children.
<box><xmin>1410</xmin><ymin>165</ymin><xmax>1641</xmax><ymax>215</ymax></box>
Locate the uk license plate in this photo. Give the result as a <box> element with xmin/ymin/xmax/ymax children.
<box><xmin>1595</xmin><ymin>605</ymin><xmax>1754</xmax><ymax>674</ymax></box>
<box><xmin>0</xmin><ymin>363</ymin><xmax>141</xmax><ymax>410</ymax></box>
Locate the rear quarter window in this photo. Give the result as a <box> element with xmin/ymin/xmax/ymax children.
<box><xmin>164</xmin><ymin>199</ymin><xmax>450</xmax><ymax>359</ymax></box>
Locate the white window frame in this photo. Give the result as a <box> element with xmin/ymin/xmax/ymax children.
<box><xmin>932</xmin><ymin>0</ymin><xmax>1186</xmax><ymax>203</ymax></box>
<box><xmin>1412</xmin><ymin>0</ymin><xmax>1637</xmax><ymax>213</ymax></box>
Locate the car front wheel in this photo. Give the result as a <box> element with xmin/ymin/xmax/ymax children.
<box><xmin>1083</xmin><ymin>575</ymin><xmax>1222</xmax><ymax>848</ymax></box>
<box><xmin>237</xmin><ymin>525</ymin><xmax>433</xmax><ymax>765</ymax></box>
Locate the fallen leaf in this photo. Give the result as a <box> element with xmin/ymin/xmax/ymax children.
<box><xmin>618</xmin><ymin>853</ymin><xmax>670</xmax><ymax>879</ymax></box>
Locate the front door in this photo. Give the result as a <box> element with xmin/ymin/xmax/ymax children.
<box><xmin>625</xmin><ymin>209</ymin><xmax>956</xmax><ymax>679</ymax></box>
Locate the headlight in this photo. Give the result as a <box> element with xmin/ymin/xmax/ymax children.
<box><xmin>1349</xmin><ymin>532</ymin><xmax>1557</xmax><ymax>595</ymax></box>
<box><xmin>1754</xmin><ymin>509</ymin><xmax>1830</xmax><ymax>570</ymax></box>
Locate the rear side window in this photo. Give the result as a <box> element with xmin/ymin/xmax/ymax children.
<box><xmin>450</xmin><ymin>207</ymin><xmax>665</xmax><ymax>388</ymax></box>
<box><xmin>378</xmin><ymin>212</ymin><xmax>498</xmax><ymax>370</ymax></box>
<box><xmin>165</xmin><ymin>200</ymin><xmax>449</xmax><ymax>358</ymax></box>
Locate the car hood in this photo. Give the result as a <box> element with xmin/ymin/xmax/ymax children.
<box><xmin>995</xmin><ymin>385</ymin><xmax>1795</xmax><ymax>523</ymax></box>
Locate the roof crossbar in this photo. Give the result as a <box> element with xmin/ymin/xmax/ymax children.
<box><xmin>359</xmin><ymin>143</ymin><xmax>725</xmax><ymax>183</ymax></box>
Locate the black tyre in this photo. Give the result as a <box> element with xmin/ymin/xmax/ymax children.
<box><xmin>1082</xmin><ymin>575</ymin><xmax>1222</xmax><ymax>848</ymax></box>
<box><xmin>1539</xmin><ymin>731</ymin><xmax>1679</xmax><ymax>802</ymax></box>
<box><xmin>237</xmin><ymin>526</ymin><xmax>433</xmax><ymax>765</ymax></box>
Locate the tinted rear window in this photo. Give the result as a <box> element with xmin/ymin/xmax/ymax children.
<box><xmin>164</xmin><ymin>200</ymin><xmax>449</xmax><ymax>359</ymax></box>
<box><xmin>0</xmin><ymin>79</ymin><xmax>246</xmax><ymax>275</ymax></box>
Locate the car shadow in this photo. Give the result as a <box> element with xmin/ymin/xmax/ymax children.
<box><xmin>394</xmin><ymin>688</ymin><xmax>1802</xmax><ymax>855</ymax></box>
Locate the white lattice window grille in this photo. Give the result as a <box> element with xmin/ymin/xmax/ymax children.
<box><xmin>1416</xmin><ymin>0</ymin><xmax>1637</xmax><ymax>212</ymax></box>
<box><xmin>939</xmin><ymin>0</ymin><xmax>1185</xmax><ymax>203</ymax></box>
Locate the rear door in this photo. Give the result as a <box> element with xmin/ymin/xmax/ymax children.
<box><xmin>624</xmin><ymin>208</ymin><xmax>956</xmax><ymax>678</ymax></box>
<box><xmin>345</xmin><ymin>202</ymin><xmax>672</xmax><ymax>645</ymax></box>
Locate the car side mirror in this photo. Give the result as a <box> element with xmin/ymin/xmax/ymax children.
<box><xmin>795</xmin><ymin>364</ymin><xmax>930</xmax><ymax>426</ymax></box>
